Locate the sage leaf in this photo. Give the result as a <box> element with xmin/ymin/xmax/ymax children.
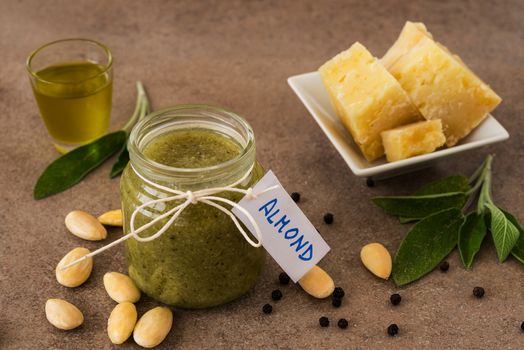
<box><xmin>458</xmin><ymin>212</ymin><xmax>487</xmax><ymax>268</ymax></box>
<box><xmin>499</xmin><ymin>209</ymin><xmax>524</xmax><ymax>264</ymax></box>
<box><xmin>512</xmin><ymin>238</ymin><xmax>524</xmax><ymax>264</ymax></box>
<box><xmin>393</xmin><ymin>208</ymin><xmax>464</xmax><ymax>286</ymax></box>
<box><xmin>372</xmin><ymin>192</ymin><xmax>467</xmax><ymax>219</ymax></box>
<box><xmin>399</xmin><ymin>176</ymin><xmax>470</xmax><ymax>223</ymax></box>
<box><xmin>110</xmin><ymin>147</ymin><xmax>129</xmax><ymax>178</ymax></box>
<box><xmin>399</xmin><ymin>217</ymin><xmax>418</xmax><ymax>224</ymax></box>
<box><xmin>34</xmin><ymin>131</ymin><xmax>127</xmax><ymax>199</ymax></box>
<box><xmin>413</xmin><ymin>175</ymin><xmax>471</xmax><ymax>195</ymax></box>
<box><xmin>486</xmin><ymin>204</ymin><xmax>520</xmax><ymax>262</ymax></box>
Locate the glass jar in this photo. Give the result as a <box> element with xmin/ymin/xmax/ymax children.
<box><xmin>121</xmin><ymin>105</ymin><xmax>265</xmax><ymax>309</ymax></box>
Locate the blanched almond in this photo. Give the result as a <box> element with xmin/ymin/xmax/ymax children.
<box><xmin>45</xmin><ymin>299</ymin><xmax>84</xmax><ymax>330</ymax></box>
<box><xmin>298</xmin><ymin>265</ymin><xmax>335</xmax><ymax>299</ymax></box>
<box><xmin>104</xmin><ymin>272</ymin><xmax>141</xmax><ymax>303</ymax></box>
<box><xmin>360</xmin><ymin>243</ymin><xmax>392</xmax><ymax>279</ymax></box>
<box><xmin>98</xmin><ymin>209</ymin><xmax>123</xmax><ymax>227</ymax></box>
<box><xmin>65</xmin><ymin>210</ymin><xmax>107</xmax><ymax>241</ymax></box>
<box><xmin>56</xmin><ymin>247</ymin><xmax>93</xmax><ymax>287</ymax></box>
<box><xmin>133</xmin><ymin>307</ymin><xmax>173</xmax><ymax>348</ymax></box>
<box><xmin>107</xmin><ymin>302</ymin><xmax>137</xmax><ymax>344</ymax></box>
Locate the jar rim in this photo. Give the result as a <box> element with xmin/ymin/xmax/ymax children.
<box><xmin>128</xmin><ymin>104</ymin><xmax>256</xmax><ymax>179</ymax></box>
<box><xmin>26</xmin><ymin>38</ymin><xmax>113</xmax><ymax>85</ymax></box>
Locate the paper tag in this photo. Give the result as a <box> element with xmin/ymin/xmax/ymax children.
<box><xmin>233</xmin><ymin>171</ymin><xmax>330</xmax><ymax>282</ymax></box>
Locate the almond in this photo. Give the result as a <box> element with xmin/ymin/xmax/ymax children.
<box><xmin>98</xmin><ymin>209</ymin><xmax>123</xmax><ymax>227</ymax></box>
<box><xmin>360</xmin><ymin>243</ymin><xmax>392</xmax><ymax>279</ymax></box>
<box><xmin>45</xmin><ymin>299</ymin><xmax>84</xmax><ymax>330</ymax></box>
<box><xmin>133</xmin><ymin>307</ymin><xmax>173</xmax><ymax>348</ymax></box>
<box><xmin>298</xmin><ymin>265</ymin><xmax>335</xmax><ymax>299</ymax></box>
<box><xmin>107</xmin><ymin>302</ymin><xmax>137</xmax><ymax>344</ymax></box>
<box><xmin>65</xmin><ymin>210</ymin><xmax>107</xmax><ymax>241</ymax></box>
<box><xmin>56</xmin><ymin>247</ymin><xmax>93</xmax><ymax>287</ymax></box>
<box><xmin>103</xmin><ymin>272</ymin><xmax>141</xmax><ymax>303</ymax></box>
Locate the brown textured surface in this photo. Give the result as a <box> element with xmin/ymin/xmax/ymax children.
<box><xmin>1</xmin><ymin>0</ymin><xmax>523</xmax><ymax>349</ymax></box>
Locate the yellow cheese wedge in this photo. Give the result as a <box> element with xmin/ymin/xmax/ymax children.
<box><xmin>381</xmin><ymin>22</ymin><xmax>502</xmax><ymax>146</ymax></box>
<box><xmin>381</xmin><ymin>119</ymin><xmax>446</xmax><ymax>162</ymax></box>
<box><xmin>381</xmin><ymin>22</ymin><xmax>433</xmax><ymax>68</ymax></box>
<box><xmin>319</xmin><ymin>42</ymin><xmax>422</xmax><ymax>161</ymax></box>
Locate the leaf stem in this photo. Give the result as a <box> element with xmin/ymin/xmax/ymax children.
<box><xmin>465</xmin><ymin>155</ymin><xmax>492</xmax><ymax>195</ymax></box>
<box><xmin>477</xmin><ymin>155</ymin><xmax>494</xmax><ymax>213</ymax></box>
<box><xmin>122</xmin><ymin>82</ymin><xmax>149</xmax><ymax>134</ymax></box>
<box><xmin>468</xmin><ymin>156</ymin><xmax>489</xmax><ymax>184</ymax></box>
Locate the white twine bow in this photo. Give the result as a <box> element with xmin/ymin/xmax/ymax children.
<box><xmin>61</xmin><ymin>165</ymin><xmax>277</xmax><ymax>270</ymax></box>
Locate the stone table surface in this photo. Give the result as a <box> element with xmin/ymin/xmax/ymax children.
<box><xmin>1</xmin><ymin>0</ymin><xmax>523</xmax><ymax>349</ymax></box>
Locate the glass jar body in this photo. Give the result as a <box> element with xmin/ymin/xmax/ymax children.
<box><xmin>120</xmin><ymin>105</ymin><xmax>265</xmax><ymax>309</ymax></box>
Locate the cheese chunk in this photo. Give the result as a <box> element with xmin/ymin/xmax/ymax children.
<box><xmin>319</xmin><ymin>42</ymin><xmax>422</xmax><ymax>161</ymax></box>
<box><xmin>381</xmin><ymin>22</ymin><xmax>433</xmax><ymax>68</ymax></box>
<box><xmin>381</xmin><ymin>22</ymin><xmax>502</xmax><ymax>146</ymax></box>
<box><xmin>381</xmin><ymin>120</ymin><xmax>446</xmax><ymax>162</ymax></box>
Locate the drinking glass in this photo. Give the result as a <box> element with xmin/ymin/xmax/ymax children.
<box><xmin>26</xmin><ymin>38</ymin><xmax>113</xmax><ymax>152</ymax></box>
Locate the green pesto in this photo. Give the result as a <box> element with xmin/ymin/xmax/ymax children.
<box><xmin>121</xmin><ymin>129</ymin><xmax>265</xmax><ymax>309</ymax></box>
<box><xmin>143</xmin><ymin>129</ymin><xmax>242</xmax><ymax>168</ymax></box>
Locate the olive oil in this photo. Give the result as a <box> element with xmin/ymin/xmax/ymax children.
<box><xmin>32</xmin><ymin>61</ymin><xmax>112</xmax><ymax>146</ymax></box>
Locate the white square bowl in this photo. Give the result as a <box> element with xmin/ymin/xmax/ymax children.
<box><xmin>288</xmin><ymin>71</ymin><xmax>509</xmax><ymax>179</ymax></box>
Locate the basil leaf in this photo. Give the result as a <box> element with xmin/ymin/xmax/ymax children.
<box><xmin>110</xmin><ymin>146</ymin><xmax>129</xmax><ymax>178</ymax></box>
<box><xmin>393</xmin><ymin>208</ymin><xmax>464</xmax><ymax>286</ymax></box>
<box><xmin>34</xmin><ymin>131</ymin><xmax>127</xmax><ymax>199</ymax></box>
<box><xmin>499</xmin><ymin>209</ymin><xmax>524</xmax><ymax>264</ymax></box>
<box><xmin>399</xmin><ymin>176</ymin><xmax>470</xmax><ymax>223</ymax></box>
<box><xmin>372</xmin><ymin>192</ymin><xmax>467</xmax><ymax>219</ymax></box>
<box><xmin>458</xmin><ymin>212</ymin><xmax>487</xmax><ymax>268</ymax></box>
<box><xmin>486</xmin><ymin>204</ymin><xmax>520</xmax><ymax>262</ymax></box>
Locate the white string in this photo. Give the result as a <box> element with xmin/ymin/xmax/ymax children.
<box><xmin>61</xmin><ymin>165</ymin><xmax>278</xmax><ymax>270</ymax></box>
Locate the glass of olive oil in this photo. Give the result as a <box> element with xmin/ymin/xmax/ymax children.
<box><xmin>26</xmin><ymin>39</ymin><xmax>113</xmax><ymax>152</ymax></box>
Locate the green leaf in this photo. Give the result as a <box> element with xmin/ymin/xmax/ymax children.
<box><xmin>110</xmin><ymin>146</ymin><xmax>129</xmax><ymax>178</ymax></box>
<box><xmin>393</xmin><ymin>208</ymin><xmax>464</xmax><ymax>286</ymax></box>
<box><xmin>372</xmin><ymin>192</ymin><xmax>467</xmax><ymax>219</ymax></box>
<box><xmin>399</xmin><ymin>217</ymin><xmax>418</xmax><ymax>224</ymax></box>
<box><xmin>486</xmin><ymin>204</ymin><xmax>520</xmax><ymax>262</ymax></box>
<box><xmin>399</xmin><ymin>176</ymin><xmax>470</xmax><ymax>223</ymax></box>
<box><xmin>458</xmin><ymin>212</ymin><xmax>487</xmax><ymax>268</ymax></box>
<box><xmin>413</xmin><ymin>175</ymin><xmax>471</xmax><ymax>195</ymax></box>
<box><xmin>499</xmin><ymin>209</ymin><xmax>524</xmax><ymax>264</ymax></box>
<box><xmin>34</xmin><ymin>131</ymin><xmax>127</xmax><ymax>199</ymax></box>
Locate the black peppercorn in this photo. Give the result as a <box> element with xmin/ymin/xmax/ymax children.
<box><xmin>366</xmin><ymin>177</ymin><xmax>375</xmax><ymax>187</ymax></box>
<box><xmin>319</xmin><ymin>316</ymin><xmax>330</xmax><ymax>327</ymax></box>
<box><xmin>439</xmin><ymin>261</ymin><xmax>450</xmax><ymax>272</ymax></box>
<box><xmin>332</xmin><ymin>298</ymin><xmax>342</xmax><ymax>308</ymax></box>
<box><xmin>387</xmin><ymin>323</ymin><xmax>399</xmax><ymax>336</ymax></box>
<box><xmin>337</xmin><ymin>318</ymin><xmax>349</xmax><ymax>329</ymax></box>
<box><xmin>291</xmin><ymin>192</ymin><xmax>301</xmax><ymax>203</ymax></box>
<box><xmin>278</xmin><ymin>272</ymin><xmax>290</xmax><ymax>285</ymax></box>
<box><xmin>473</xmin><ymin>286</ymin><xmax>485</xmax><ymax>298</ymax></box>
<box><xmin>271</xmin><ymin>289</ymin><xmax>283</xmax><ymax>301</ymax></box>
<box><xmin>323</xmin><ymin>213</ymin><xmax>334</xmax><ymax>224</ymax></box>
<box><xmin>390</xmin><ymin>293</ymin><xmax>401</xmax><ymax>306</ymax></box>
<box><xmin>262</xmin><ymin>304</ymin><xmax>272</xmax><ymax>314</ymax></box>
<box><xmin>332</xmin><ymin>287</ymin><xmax>345</xmax><ymax>299</ymax></box>
<box><xmin>521</xmin><ymin>321</ymin><xmax>524</xmax><ymax>331</ymax></box>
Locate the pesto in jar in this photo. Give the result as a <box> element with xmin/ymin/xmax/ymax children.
<box><xmin>143</xmin><ymin>129</ymin><xmax>241</xmax><ymax>168</ymax></box>
<box><xmin>121</xmin><ymin>127</ymin><xmax>265</xmax><ymax>309</ymax></box>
